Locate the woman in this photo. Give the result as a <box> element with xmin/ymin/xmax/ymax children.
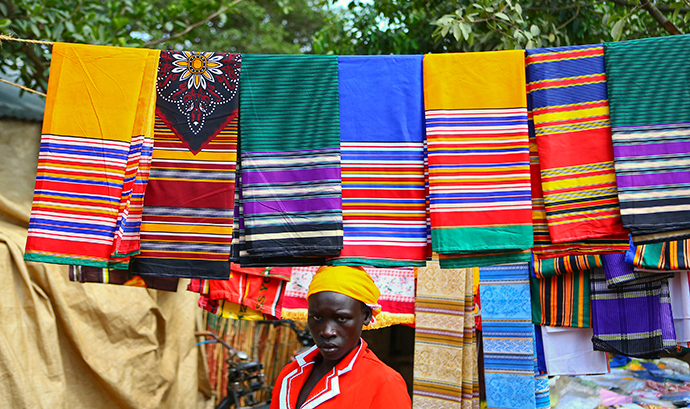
<box><xmin>270</xmin><ymin>265</ymin><xmax>412</xmax><ymax>409</ymax></box>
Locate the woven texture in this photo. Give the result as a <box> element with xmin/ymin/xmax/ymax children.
<box><xmin>412</xmin><ymin>262</ymin><xmax>479</xmax><ymax>409</ymax></box>
<box><xmin>530</xmin><ymin>269</ymin><xmax>591</xmax><ymax>328</ymax></box>
<box><xmin>526</xmin><ymin>44</ymin><xmax>628</xmax><ymax>243</ymax></box>
<box><xmin>606</xmin><ymin>35</ymin><xmax>690</xmax><ymax>240</ymax></box>
<box><xmin>424</xmin><ymin>51</ymin><xmax>533</xmax><ymax>268</ymax></box>
<box><xmin>239</xmin><ymin>54</ymin><xmax>343</xmax><ymax>258</ymax></box>
<box><xmin>330</xmin><ymin>55</ymin><xmax>427</xmax><ymax>267</ymax></box>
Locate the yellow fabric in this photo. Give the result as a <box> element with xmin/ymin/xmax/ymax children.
<box><xmin>307</xmin><ymin>265</ymin><xmax>381</xmax><ymax>316</ymax></box>
<box><xmin>423</xmin><ymin>50</ymin><xmax>527</xmax><ymax>110</ymax></box>
<box><xmin>280</xmin><ymin>309</ymin><xmax>413</xmax><ymax>331</ymax></box>
<box><xmin>43</xmin><ymin>43</ymin><xmax>160</xmax><ymax>141</ymax></box>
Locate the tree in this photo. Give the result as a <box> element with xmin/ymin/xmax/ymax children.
<box><xmin>313</xmin><ymin>0</ymin><xmax>690</xmax><ymax>55</ymax></box>
<box><xmin>0</xmin><ymin>0</ymin><xmax>334</xmax><ymax>93</ymax></box>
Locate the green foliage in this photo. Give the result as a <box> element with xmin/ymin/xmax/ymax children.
<box><xmin>314</xmin><ymin>0</ymin><xmax>690</xmax><ymax>55</ymax></box>
<box><xmin>0</xmin><ymin>0</ymin><xmax>333</xmax><ymax>92</ymax></box>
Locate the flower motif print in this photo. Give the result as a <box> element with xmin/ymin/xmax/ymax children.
<box><xmin>171</xmin><ymin>52</ymin><xmax>225</xmax><ymax>90</ymax></box>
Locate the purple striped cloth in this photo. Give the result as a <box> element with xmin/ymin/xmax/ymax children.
<box><xmin>602</xmin><ymin>253</ymin><xmax>673</xmax><ymax>288</ymax></box>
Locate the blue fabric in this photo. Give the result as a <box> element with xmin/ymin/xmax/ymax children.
<box><xmin>338</xmin><ymin>55</ymin><xmax>424</xmax><ymax>143</ymax></box>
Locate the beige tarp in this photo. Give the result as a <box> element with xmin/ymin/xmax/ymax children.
<box><xmin>0</xmin><ymin>119</ymin><xmax>214</xmax><ymax>408</ymax></box>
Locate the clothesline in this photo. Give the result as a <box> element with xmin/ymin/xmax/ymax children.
<box><xmin>0</xmin><ymin>34</ymin><xmax>51</xmax><ymax>96</ymax></box>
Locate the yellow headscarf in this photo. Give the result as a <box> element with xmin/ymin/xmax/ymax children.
<box><xmin>307</xmin><ymin>265</ymin><xmax>382</xmax><ymax>324</ymax></box>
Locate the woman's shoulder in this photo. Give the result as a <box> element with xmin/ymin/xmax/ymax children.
<box><xmin>358</xmin><ymin>347</ymin><xmax>407</xmax><ymax>383</ymax></box>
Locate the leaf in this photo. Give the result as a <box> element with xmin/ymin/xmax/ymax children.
<box><xmin>459</xmin><ymin>21</ymin><xmax>471</xmax><ymax>40</ymax></box>
<box><xmin>685</xmin><ymin>12</ymin><xmax>690</xmax><ymax>23</ymax></box>
<box><xmin>495</xmin><ymin>12</ymin><xmax>510</xmax><ymax>21</ymax></box>
<box><xmin>548</xmin><ymin>33</ymin><xmax>555</xmax><ymax>42</ymax></box>
<box><xmin>452</xmin><ymin>22</ymin><xmax>462</xmax><ymax>41</ymax></box>
<box><xmin>526</xmin><ymin>39</ymin><xmax>535</xmax><ymax>49</ymax></box>
<box><xmin>611</xmin><ymin>17</ymin><xmax>626</xmax><ymax>41</ymax></box>
<box><xmin>514</xmin><ymin>3</ymin><xmax>522</xmax><ymax>15</ymax></box>
<box><xmin>65</xmin><ymin>20</ymin><xmax>75</xmax><ymax>33</ymax></box>
<box><xmin>165</xmin><ymin>21</ymin><xmax>174</xmax><ymax>31</ymax></box>
<box><xmin>0</xmin><ymin>18</ymin><xmax>10</xmax><ymax>29</ymax></box>
<box><xmin>441</xmin><ymin>24</ymin><xmax>450</xmax><ymax>37</ymax></box>
<box><xmin>0</xmin><ymin>3</ymin><xmax>7</xmax><ymax>16</ymax></box>
<box><xmin>530</xmin><ymin>24</ymin><xmax>540</xmax><ymax>37</ymax></box>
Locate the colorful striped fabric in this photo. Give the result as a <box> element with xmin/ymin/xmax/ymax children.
<box><xmin>590</xmin><ymin>267</ymin><xmax>675</xmax><ymax>358</ymax></box>
<box><xmin>479</xmin><ymin>264</ymin><xmax>539</xmax><ymax>409</ymax></box>
<box><xmin>25</xmin><ymin>43</ymin><xmax>160</xmax><ymax>267</ymax></box>
<box><xmin>532</xmin><ymin>253</ymin><xmax>601</xmax><ymax>279</ymax></box>
<box><xmin>131</xmin><ymin>51</ymin><xmax>241</xmax><ymax>279</ymax></box>
<box><xmin>239</xmin><ymin>54</ymin><xmax>343</xmax><ymax>258</ymax></box>
<box><xmin>281</xmin><ymin>266</ymin><xmax>416</xmax><ymax>329</ymax></box>
<box><xmin>632</xmin><ymin>239</ymin><xmax>690</xmax><ymax>271</ymax></box>
<box><xmin>329</xmin><ymin>55</ymin><xmax>427</xmax><ymax>267</ymax></box>
<box><xmin>603</xmin><ymin>252</ymin><xmax>673</xmax><ymax>288</ymax></box>
<box><xmin>605</xmin><ymin>35</ymin><xmax>690</xmax><ymax>240</ymax></box>
<box><xmin>526</xmin><ymin>44</ymin><xmax>628</xmax><ymax>243</ymax></box>
<box><xmin>412</xmin><ymin>261</ymin><xmax>479</xmax><ymax>408</ymax></box>
<box><xmin>424</xmin><ymin>51</ymin><xmax>533</xmax><ymax>268</ymax></box>
<box><xmin>528</xmin><ymin>103</ymin><xmax>629</xmax><ymax>259</ymax></box>
<box><xmin>530</xmin><ymin>269</ymin><xmax>591</xmax><ymax>328</ymax></box>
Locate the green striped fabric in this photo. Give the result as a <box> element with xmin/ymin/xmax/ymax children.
<box><xmin>240</xmin><ymin>54</ymin><xmax>340</xmax><ymax>151</ymax></box>
<box><xmin>605</xmin><ymin>35</ymin><xmax>690</xmax><ymax>127</ymax></box>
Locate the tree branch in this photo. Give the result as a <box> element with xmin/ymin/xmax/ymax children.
<box><xmin>608</xmin><ymin>0</ymin><xmax>689</xmax><ymax>14</ymax></box>
<box><xmin>142</xmin><ymin>0</ymin><xmax>243</xmax><ymax>47</ymax></box>
<box><xmin>527</xmin><ymin>1</ymin><xmax>606</xmax><ymax>12</ymax></box>
<box><xmin>624</xmin><ymin>23</ymin><xmax>662</xmax><ymax>40</ymax></box>
<box><xmin>639</xmin><ymin>0</ymin><xmax>683</xmax><ymax>34</ymax></box>
<box><xmin>557</xmin><ymin>7</ymin><xmax>581</xmax><ymax>30</ymax></box>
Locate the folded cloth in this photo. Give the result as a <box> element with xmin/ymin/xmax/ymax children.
<box><xmin>532</xmin><ymin>253</ymin><xmax>601</xmax><ymax>279</ymax></box>
<box><xmin>329</xmin><ymin>55</ymin><xmax>427</xmax><ymax>267</ymax></box>
<box><xmin>590</xmin><ymin>267</ymin><xmax>674</xmax><ymax>358</ymax></box>
<box><xmin>281</xmin><ymin>266</ymin><xmax>415</xmax><ymax>329</ymax></box>
<box><xmin>479</xmin><ymin>264</ymin><xmax>539</xmax><ymax>408</ymax></box>
<box><xmin>207</xmin><ymin>271</ymin><xmax>287</xmax><ymax>318</ymax></box>
<box><xmin>69</xmin><ymin>265</ymin><xmax>179</xmax><ymax>292</ymax></box>
<box><xmin>603</xmin><ymin>252</ymin><xmax>673</xmax><ymax>288</ymax></box>
<box><xmin>531</xmin><ymin>269</ymin><xmax>591</xmax><ymax>328</ymax></box>
<box><xmin>605</xmin><ymin>35</ymin><xmax>690</xmax><ymax>241</ymax></box>
<box><xmin>540</xmin><ymin>326</ymin><xmax>609</xmax><ymax>376</ymax></box>
<box><xmin>632</xmin><ymin>239</ymin><xmax>690</xmax><ymax>271</ymax></box>
<box><xmin>412</xmin><ymin>261</ymin><xmax>480</xmax><ymax>408</ymax></box>
<box><xmin>424</xmin><ymin>51</ymin><xmax>533</xmax><ymax>267</ymax></box>
<box><xmin>239</xmin><ymin>54</ymin><xmax>343</xmax><ymax>258</ymax></box>
<box><xmin>25</xmin><ymin>43</ymin><xmax>159</xmax><ymax>267</ymax></box>
<box><xmin>526</xmin><ymin>44</ymin><xmax>628</xmax><ymax>243</ymax></box>
<box><xmin>131</xmin><ymin>51</ymin><xmax>241</xmax><ymax>279</ymax></box>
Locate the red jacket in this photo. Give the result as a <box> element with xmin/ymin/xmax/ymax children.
<box><xmin>270</xmin><ymin>339</ymin><xmax>411</xmax><ymax>409</ymax></box>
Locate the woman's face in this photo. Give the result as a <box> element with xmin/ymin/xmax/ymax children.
<box><xmin>307</xmin><ymin>291</ymin><xmax>372</xmax><ymax>364</ymax></box>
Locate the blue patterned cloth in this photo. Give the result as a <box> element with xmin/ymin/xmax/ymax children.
<box><xmin>480</xmin><ymin>264</ymin><xmax>548</xmax><ymax>409</ymax></box>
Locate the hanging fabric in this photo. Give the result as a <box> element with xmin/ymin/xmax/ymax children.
<box><xmin>525</xmin><ymin>44</ymin><xmax>628</xmax><ymax>243</ymax></box>
<box><xmin>238</xmin><ymin>54</ymin><xmax>343</xmax><ymax>258</ymax></box>
<box><xmin>412</xmin><ymin>261</ymin><xmax>479</xmax><ymax>408</ymax></box>
<box><xmin>605</xmin><ymin>35</ymin><xmax>690</xmax><ymax>242</ymax></box>
<box><xmin>590</xmin><ymin>266</ymin><xmax>675</xmax><ymax>358</ymax></box>
<box><xmin>330</xmin><ymin>55</ymin><xmax>428</xmax><ymax>267</ymax></box>
<box><xmin>280</xmin><ymin>266</ymin><xmax>416</xmax><ymax>329</ymax></box>
<box><xmin>424</xmin><ymin>51</ymin><xmax>533</xmax><ymax>268</ymax></box>
<box><xmin>188</xmin><ymin>279</ymin><xmax>274</xmax><ymax>320</ymax></box>
<box><xmin>669</xmin><ymin>271</ymin><xmax>690</xmax><ymax>347</ymax></box>
<box><xmin>69</xmin><ymin>265</ymin><xmax>179</xmax><ymax>292</ymax></box>
<box><xmin>539</xmin><ymin>326</ymin><xmax>609</xmax><ymax>375</ymax></box>
<box><xmin>479</xmin><ymin>264</ymin><xmax>545</xmax><ymax>408</ymax></box>
<box><xmin>131</xmin><ymin>50</ymin><xmax>241</xmax><ymax>279</ymax></box>
<box><xmin>25</xmin><ymin>43</ymin><xmax>159</xmax><ymax>267</ymax></box>
<box><xmin>602</xmin><ymin>252</ymin><xmax>673</xmax><ymax>288</ymax></box>
<box><xmin>631</xmin><ymin>239</ymin><xmax>690</xmax><ymax>271</ymax></box>
<box><xmin>530</xmin><ymin>269</ymin><xmax>591</xmax><ymax>328</ymax></box>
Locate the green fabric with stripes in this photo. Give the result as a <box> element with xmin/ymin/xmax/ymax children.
<box><xmin>239</xmin><ymin>54</ymin><xmax>340</xmax><ymax>152</ymax></box>
<box><xmin>605</xmin><ymin>34</ymin><xmax>690</xmax><ymax>127</ymax></box>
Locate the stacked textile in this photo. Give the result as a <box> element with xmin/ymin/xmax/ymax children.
<box><xmin>69</xmin><ymin>265</ymin><xmax>179</xmax><ymax>292</ymax></box>
<box><xmin>424</xmin><ymin>51</ymin><xmax>533</xmax><ymax>268</ymax></box>
<box><xmin>331</xmin><ymin>55</ymin><xmax>428</xmax><ymax>267</ymax></box>
<box><xmin>131</xmin><ymin>51</ymin><xmax>242</xmax><ymax>280</ymax></box>
<box><xmin>526</xmin><ymin>44</ymin><xmax>628</xmax><ymax>243</ymax></box>
<box><xmin>25</xmin><ymin>43</ymin><xmax>159</xmax><ymax>267</ymax></box>
<box><xmin>413</xmin><ymin>261</ymin><xmax>479</xmax><ymax>408</ymax></box>
<box><xmin>281</xmin><ymin>266</ymin><xmax>416</xmax><ymax>329</ymax></box>
<box><xmin>238</xmin><ymin>54</ymin><xmax>343</xmax><ymax>261</ymax></box>
<box><xmin>605</xmin><ymin>35</ymin><xmax>690</xmax><ymax>242</ymax></box>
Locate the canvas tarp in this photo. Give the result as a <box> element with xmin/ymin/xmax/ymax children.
<box><xmin>0</xmin><ymin>118</ymin><xmax>214</xmax><ymax>409</ymax></box>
